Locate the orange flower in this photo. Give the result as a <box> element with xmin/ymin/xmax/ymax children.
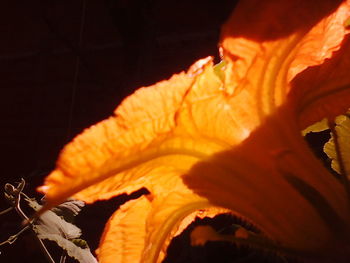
<box><xmin>37</xmin><ymin>1</ymin><xmax>350</xmax><ymax>262</ymax></box>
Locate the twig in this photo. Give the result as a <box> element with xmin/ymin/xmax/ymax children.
<box><xmin>0</xmin><ymin>207</ymin><xmax>13</xmax><ymax>216</ymax></box>
<box><xmin>3</xmin><ymin>179</ymin><xmax>56</xmax><ymax>263</ymax></box>
<box><xmin>59</xmin><ymin>253</ymin><xmax>67</xmax><ymax>263</ymax></box>
<box><xmin>0</xmin><ymin>225</ymin><xmax>30</xmax><ymax>246</ymax></box>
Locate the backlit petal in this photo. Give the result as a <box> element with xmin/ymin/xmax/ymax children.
<box><xmin>220</xmin><ymin>0</ymin><xmax>350</xmax><ymax>120</ymax></box>
<box><xmin>37</xmin><ymin>68</ymin><xmax>194</xmax><ymax>205</ymax></box>
<box><xmin>38</xmin><ymin>58</ymin><xmax>217</xmax><ymax>206</ymax></box>
<box><xmin>97</xmin><ymin>192</ymin><xmax>227</xmax><ymax>263</ymax></box>
<box><xmin>291</xmin><ymin>35</ymin><xmax>350</xmax><ymax>128</ymax></box>
<box><xmin>97</xmin><ymin>196</ymin><xmax>151</xmax><ymax>263</ymax></box>
<box><xmin>184</xmin><ymin>105</ymin><xmax>350</xmax><ymax>258</ymax></box>
<box><xmin>38</xmin><ymin>54</ymin><xmax>273</xmax><ymax>209</ymax></box>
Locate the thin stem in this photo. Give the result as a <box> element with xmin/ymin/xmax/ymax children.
<box><xmin>14</xmin><ymin>191</ymin><xmax>28</xmax><ymax>220</ymax></box>
<box><xmin>20</xmin><ymin>191</ymin><xmax>31</xmax><ymax>200</ymax></box>
<box><xmin>33</xmin><ymin>234</ymin><xmax>56</xmax><ymax>263</ymax></box>
<box><xmin>59</xmin><ymin>253</ymin><xmax>67</xmax><ymax>263</ymax></box>
<box><xmin>0</xmin><ymin>225</ymin><xmax>30</xmax><ymax>246</ymax></box>
<box><xmin>16</xmin><ymin>205</ymin><xmax>56</xmax><ymax>263</ymax></box>
<box><xmin>4</xmin><ymin>180</ymin><xmax>56</xmax><ymax>263</ymax></box>
<box><xmin>0</xmin><ymin>207</ymin><xmax>13</xmax><ymax>216</ymax></box>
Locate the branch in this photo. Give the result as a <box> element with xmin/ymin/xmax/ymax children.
<box><xmin>0</xmin><ymin>225</ymin><xmax>30</xmax><ymax>246</ymax></box>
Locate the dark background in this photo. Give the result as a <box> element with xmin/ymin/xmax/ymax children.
<box><xmin>0</xmin><ymin>0</ymin><xmax>244</xmax><ymax>262</ymax></box>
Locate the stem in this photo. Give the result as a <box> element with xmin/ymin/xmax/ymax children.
<box><xmin>0</xmin><ymin>225</ymin><xmax>30</xmax><ymax>246</ymax></box>
<box><xmin>33</xmin><ymin>234</ymin><xmax>56</xmax><ymax>263</ymax></box>
<box><xmin>59</xmin><ymin>253</ymin><xmax>67</xmax><ymax>263</ymax></box>
<box><xmin>7</xmin><ymin>180</ymin><xmax>56</xmax><ymax>263</ymax></box>
<box><xmin>0</xmin><ymin>207</ymin><xmax>13</xmax><ymax>216</ymax></box>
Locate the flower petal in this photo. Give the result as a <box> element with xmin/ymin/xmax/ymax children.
<box><xmin>97</xmin><ymin>196</ymin><xmax>151</xmax><ymax>263</ymax></box>
<box><xmin>221</xmin><ymin>0</ymin><xmax>342</xmax><ymax>41</ymax></box>
<box><xmin>37</xmin><ymin>56</ymin><xmax>263</xmax><ymax>210</ymax></box>
<box><xmin>97</xmin><ymin>193</ymin><xmax>227</xmax><ymax>263</ymax></box>
<box><xmin>183</xmin><ymin>105</ymin><xmax>350</xmax><ymax>258</ymax></box>
<box><xmin>37</xmin><ymin>58</ymin><xmax>216</xmax><ymax>206</ymax></box>
<box><xmin>220</xmin><ymin>0</ymin><xmax>350</xmax><ymax>121</ymax></box>
<box><xmin>291</xmin><ymin>35</ymin><xmax>350</xmax><ymax>128</ymax></box>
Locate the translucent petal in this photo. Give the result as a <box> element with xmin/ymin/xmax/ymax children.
<box><xmin>97</xmin><ymin>193</ymin><xmax>226</xmax><ymax>263</ymax></box>
<box><xmin>220</xmin><ymin>0</ymin><xmax>350</xmax><ymax>121</ymax></box>
<box><xmin>38</xmin><ymin>56</ymin><xmax>264</xmax><ymax>209</ymax></box>
<box><xmin>97</xmin><ymin>196</ymin><xmax>151</xmax><ymax>263</ymax></box>
<box><xmin>184</xmin><ymin>105</ymin><xmax>350</xmax><ymax>258</ymax></box>
<box><xmin>291</xmin><ymin>35</ymin><xmax>350</xmax><ymax>128</ymax></box>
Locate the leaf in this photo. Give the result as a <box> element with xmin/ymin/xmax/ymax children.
<box><xmin>27</xmin><ymin>198</ymin><xmax>81</xmax><ymax>239</ymax></box>
<box><xmin>34</xmin><ymin>210</ymin><xmax>82</xmax><ymax>240</ymax></box>
<box><xmin>324</xmin><ymin>114</ymin><xmax>350</xmax><ymax>177</ymax></box>
<box><xmin>51</xmin><ymin>199</ymin><xmax>85</xmax><ymax>223</ymax></box>
<box><xmin>36</xmin><ymin>233</ymin><xmax>97</xmax><ymax>263</ymax></box>
<box><xmin>301</xmin><ymin>118</ymin><xmax>329</xmax><ymax>136</ymax></box>
<box><xmin>26</xmin><ymin>198</ymin><xmax>97</xmax><ymax>263</ymax></box>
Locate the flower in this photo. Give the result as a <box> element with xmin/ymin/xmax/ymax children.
<box><xmin>37</xmin><ymin>0</ymin><xmax>350</xmax><ymax>262</ymax></box>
